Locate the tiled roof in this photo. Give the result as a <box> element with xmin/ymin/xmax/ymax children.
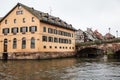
<box><xmin>0</xmin><ymin>17</ymin><xmax>3</xmax><ymax>21</ymax></box>
<box><xmin>18</xmin><ymin>3</ymin><xmax>76</xmax><ymax>31</ymax></box>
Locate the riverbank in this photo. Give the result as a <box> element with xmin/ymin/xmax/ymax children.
<box><xmin>0</xmin><ymin>52</ymin><xmax>75</xmax><ymax>59</ymax></box>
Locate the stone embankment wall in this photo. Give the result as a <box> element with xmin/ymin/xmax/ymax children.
<box><xmin>3</xmin><ymin>52</ymin><xmax>75</xmax><ymax>59</ymax></box>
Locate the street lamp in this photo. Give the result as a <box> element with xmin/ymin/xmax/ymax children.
<box><xmin>108</xmin><ymin>27</ymin><xmax>111</xmax><ymax>34</ymax></box>
<box><xmin>116</xmin><ymin>30</ymin><xmax>118</xmax><ymax>38</ymax></box>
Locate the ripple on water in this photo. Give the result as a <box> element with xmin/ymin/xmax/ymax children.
<box><xmin>0</xmin><ymin>59</ymin><xmax>120</xmax><ymax>80</ymax></box>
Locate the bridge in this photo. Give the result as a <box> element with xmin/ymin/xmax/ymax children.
<box><xmin>75</xmin><ymin>38</ymin><xmax>120</xmax><ymax>58</ymax></box>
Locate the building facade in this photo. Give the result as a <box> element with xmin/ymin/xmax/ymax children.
<box><xmin>0</xmin><ymin>3</ymin><xmax>76</xmax><ymax>59</ymax></box>
<box><xmin>75</xmin><ymin>29</ymin><xmax>85</xmax><ymax>43</ymax></box>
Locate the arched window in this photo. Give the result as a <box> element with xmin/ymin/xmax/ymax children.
<box><xmin>31</xmin><ymin>37</ymin><xmax>35</xmax><ymax>48</ymax></box>
<box><xmin>13</xmin><ymin>38</ymin><xmax>17</xmax><ymax>49</ymax></box>
<box><xmin>22</xmin><ymin>37</ymin><xmax>26</xmax><ymax>49</ymax></box>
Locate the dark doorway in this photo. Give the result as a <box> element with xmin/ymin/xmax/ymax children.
<box><xmin>2</xmin><ymin>52</ymin><xmax>8</xmax><ymax>60</ymax></box>
<box><xmin>3</xmin><ymin>39</ymin><xmax>8</xmax><ymax>60</ymax></box>
<box><xmin>114</xmin><ymin>50</ymin><xmax>120</xmax><ymax>59</ymax></box>
<box><xmin>4</xmin><ymin>39</ymin><xmax>8</xmax><ymax>52</ymax></box>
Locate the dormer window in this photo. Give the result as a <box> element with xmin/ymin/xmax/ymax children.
<box><xmin>18</xmin><ymin>5</ymin><xmax>22</xmax><ymax>9</ymax></box>
<box><xmin>5</xmin><ymin>20</ymin><xmax>7</xmax><ymax>24</ymax></box>
<box><xmin>16</xmin><ymin>5</ymin><xmax>23</xmax><ymax>15</ymax></box>
<box><xmin>14</xmin><ymin>19</ymin><xmax>16</xmax><ymax>23</ymax></box>
<box><xmin>16</xmin><ymin>10</ymin><xmax>23</xmax><ymax>15</ymax></box>
<box><xmin>32</xmin><ymin>17</ymin><xmax>35</xmax><ymax>22</ymax></box>
<box><xmin>23</xmin><ymin>18</ymin><xmax>25</xmax><ymax>23</ymax></box>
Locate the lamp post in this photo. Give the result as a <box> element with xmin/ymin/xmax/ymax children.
<box><xmin>108</xmin><ymin>27</ymin><xmax>111</xmax><ymax>34</ymax></box>
<box><xmin>116</xmin><ymin>30</ymin><xmax>118</xmax><ymax>38</ymax></box>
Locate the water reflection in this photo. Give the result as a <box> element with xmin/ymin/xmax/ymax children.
<box><xmin>0</xmin><ymin>58</ymin><xmax>120</xmax><ymax>80</ymax></box>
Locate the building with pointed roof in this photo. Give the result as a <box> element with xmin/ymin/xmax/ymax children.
<box><xmin>84</xmin><ymin>28</ymin><xmax>98</xmax><ymax>42</ymax></box>
<box><xmin>75</xmin><ymin>29</ymin><xmax>85</xmax><ymax>43</ymax></box>
<box><xmin>104</xmin><ymin>33</ymin><xmax>115</xmax><ymax>40</ymax></box>
<box><xmin>0</xmin><ymin>3</ymin><xmax>76</xmax><ymax>59</ymax></box>
<box><xmin>94</xmin><ymin>30</ymin><xmax>104</xmax><ymax>40</ymax></box>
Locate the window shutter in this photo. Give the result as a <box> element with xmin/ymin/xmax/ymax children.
<box><xmin>11</xmin><ymin>28</ymin><xmax>13</xmax><ymax>33</ymax></box>
<box><xmin>2</xmin><ymin>29</ymin><xmax>4</xmax><ymax>34</ymax></box>
<box><xmin>8</xmin><ymin>28</ymin><xmax>9</xmax><ymax>33</ymax></box>
<box><xmin>48</xmin><ymin>28</ymin><xmax>49</xmax><ymax>33</ymax></box>
<box><xmin>26</xmin><ymin>27</ymin><xmax>28</xmax><ymax>32</ymax></box>
<box><xmin>17</xmin><ymin>28</ymin><xmax>19</xmax><ymax>32</ymax></box>
<box><xmin>29</xmin><ymin>27</ymin><xmax>31</xmax><ymax>32</ymax></box>
<box><xmin>35</xmin><ymin>26</ymin><xmax>37</xmax><ymax>31</ymax></box>
<box><xmin>20</xmin><ymin>27</ymin><xmax>22</xmax><ymax>32</ymax></box>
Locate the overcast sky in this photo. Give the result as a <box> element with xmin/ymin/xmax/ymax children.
<box><xmin>0</xmin><ymin>0</ymin><xmax>120</xmax><ymax>37</ymax></box>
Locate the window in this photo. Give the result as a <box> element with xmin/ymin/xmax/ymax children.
<box><xmin>5</xmin><ymin>20</ymin><xmax>7</xmax><ymax>24</ymax></box>
<box><xmin>48</xmin><ymin>28</ymin><xmax>53</xmax><ymax>33</ymax></box>
<box><xmin>12</xmin><ymin>27</ymin><xmax>18</xmax><ymax>34</ymax></box>
<box><xmin>66</xmin><ymin>47</ymin><xmax>67</xmax><ymax>49</ymax></box>
<box><xmin>59</xmin><ymin>38</ymin><xmax>64</xmax><ymax>43</ymax></box>
<box><xmin>60</xmin><ymin>46</ymin><xmax>62</xmax><ymax>49</ymax></box>
<box><xmin>16</xmin><ymin>10</ymin><xmax>23</xmax><ymax>15</ymax></box>
<box><xmin>49</xmin><ymin>46</ymin><xmax>52</xmax><ymax>48</ymax></box>
<box><xmin>54</xmin><ymin>37</ymin><xmax>58</xmax><ymax>43</ymax></box>
<box><xmin>54</xmin><ymin>29</ymin><xmax>57</xmax><ymax>34</ymax></box>
<box><xmin>72</xmin><ymin>34</ymin><xmax>73</xmax><ymax>37</ymax></box>
<box><xmin>3</xmin><ymin>28</ymin><xmax>9</xmax><ymax>35</ymax></box>
<box><xmin>48</xmin><ymin>37</ymin><xmax>53</xmax><ymax>42</ymax></box>
<box><xmin>57</xmin><ymin>30</ymin><xmax>59</xmax><ymax>35</ymax></box>
<box><xmin>72</xmin><ymin>47</ymin><xmax>74</xmax><ymax>49</ymax></box>
<box><xmin>20</xmin><ymin>27</ymin><xmax>28</xmax><ymax>33</ymax></box>
<box><xmin>69</xmin><ymin>40</ymin><xmax>71</xmax><ymax>44</ymax></box>
<box><xmin>29</xmin><ymin>26</ymin><xmax>37</xmax><ymax>32</ymax></box>
<box><xmin>22</xmin><ymin>37</ymin><xmax>26</xmax><ymax>49</ymax></box>
<box><xmin>23</xmin><ymin>18</ymin><xmax>25</xmax><ymax>23</ymax></box>
<box><xmin>62</xmin><ymin>31</ymin><xmax>64</xmax><ymax>35</ymax></box>
<box><xmin>65</xmin><ymin>39</ymin><xmax>68</xmax><ymax>43</ymax></box>
<box><xmin>43</xmin><ymin>27</ymin><xmax>46</xmax><ymax>32</ymax></box>
<box><xmin>59</xmin><ymin>38</ymin><xmax>62</xmax><ymax>43</ymax></box>
<box><xmin>32</xmin><ymin>17</ymin><xmax>35</xmax><ymax>22</ymax></box>
<box><xmin>42</xmin><ymin>36</ymin><xmax>47</xmax><ymax>42</ymax></box>
<box><xmin>14</xmin><ymin>19</ymin><xmax>16</xmax><ymax>23</ymax></box>
<box><xmin>13</xmin><ymin>38</ymin><xmax>17</xmax><ymax>49</ymax></box>
<box><xmin>68</xmin><ymin>33</ymin><xmax>71</xmax><ymax>37</ymax></box>
<box><xmin>43</xmin><ymin>46</ymin><xmax>46</xmax><ymax>49</ymax></box>
<box><xmin>55</xmin><ymin>46</ymin><xmax>57</xmax><ymax>49</ymax></box>
<box><xmin>18</xmin><ymin>5</ymin><xmax>22</xmax><ymax>9</ymax></box>
<box><xmin>31</xmin><ymin>37</ymin><xmax>35</xmax><ymax>48</ymax></box>
<box><xmin>59</xmin><ymin>31</ymin><xmax>62</xmax><ymax>35</ymax></box>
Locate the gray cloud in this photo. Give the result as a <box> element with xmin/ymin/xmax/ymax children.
<box><xmin>0</xmin><ymin>0</ymin><xmax>120</xmax><ymax>36</ymax></box>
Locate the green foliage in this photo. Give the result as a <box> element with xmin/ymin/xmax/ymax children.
<box><xmin>76</xmin><ymin>38</ymin><xmax>120</xmax><ymax>47</ymax></box>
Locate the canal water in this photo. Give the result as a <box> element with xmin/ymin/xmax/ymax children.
<box><xmin>0</xmin><ymin>58</ymin><xmax>120</xmax><ymax>80</ymax></box>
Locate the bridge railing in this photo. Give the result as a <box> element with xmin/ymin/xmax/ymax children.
<box><xmin>76</xmin><ymin>38</ymin><xmax>120</xmax><ymax>47</ymax></box>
